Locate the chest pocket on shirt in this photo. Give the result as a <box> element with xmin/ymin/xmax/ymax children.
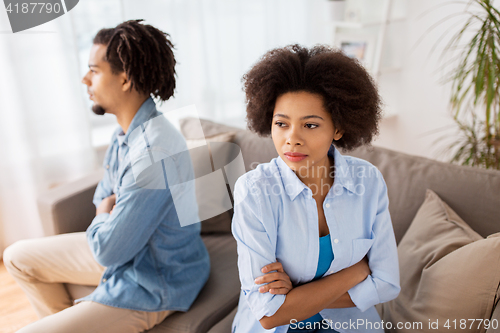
<box><xmin>349</xmin><ymin>238</ymin><xmax>375</xmax><ymax>266</ymax></box>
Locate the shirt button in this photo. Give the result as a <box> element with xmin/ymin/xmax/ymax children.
<box><xmin>325</xmin><ymin>203</ymin><xmax>330</xmax><ymax>208</ymax></box>
<box><xmin>334</xmin><ymin>239</ymin><xmax>339</xmax><ymax>244</ymax></box>
<box><xmin>102</xmin><ymin>278</ymin><xmax>107</xmax><ymax>283</ymax></box>
<box><xmin>106</xmin><ymin>165</ymin><xmax>110</xmax><ymax>169</ymax></box>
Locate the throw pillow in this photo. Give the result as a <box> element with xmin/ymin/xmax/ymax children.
<box><xmin>186</xmin><ymin>132</ymin><xmax>237</xmax><ymax>234</ymax></box>
<box><xmin>380</xmin><ymin>189</ymin><xmax>500</xmax><ymax>333</ymax></box>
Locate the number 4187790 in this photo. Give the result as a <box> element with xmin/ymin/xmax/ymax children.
<box><xmin>444</xmin><ymin>319</ymin><xmax>498</xmax><ymax>330</ymax></box>
<box><xmin>6</xmin><ymin>3</ymin><xmax>62</xmax><ymax>14</ymax></box>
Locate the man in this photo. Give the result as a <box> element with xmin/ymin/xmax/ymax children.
<box><xmin>3</xmin><ymin>20</ymin><xmax>210</xmax><ymax>333</ymax></box>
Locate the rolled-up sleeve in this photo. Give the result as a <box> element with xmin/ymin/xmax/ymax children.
<box><xmin>348</xmin><ymin>170</ymin><xmax>401</xmax><ymax>312</ymax></box>
<box><xmin>232</xmin><ymin>177</ymin><xmax>286</xmax><ymax>321</ymax></box>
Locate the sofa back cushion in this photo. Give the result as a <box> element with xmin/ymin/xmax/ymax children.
<box><xmin>347</xmin><ymin>146</ymin><xmax>500</xmax><ymax>243</ymax></box>
<box><xmin>179</xmin><ymin>117</ymin><xmax>278</xmax><ymax>172</ymax></box>
<box><xmin>180</xmin><ymin>117</ymin><xmax>278</xmax><ymax>234</ymax></box>
<box><xmin>185</xmin><ymin>132</ymin><xmax>237</xmax><ymax>234</ymax></box>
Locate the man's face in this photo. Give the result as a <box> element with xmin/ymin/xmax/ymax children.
<box><xmin>81</xmin><ymin>44</ymin><xmax>125</xmax><ymax>115</ymax></box>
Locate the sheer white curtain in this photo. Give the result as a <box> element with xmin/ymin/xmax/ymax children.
<box><xmin>0</xmin><ymin>12</ymin><xmax>96</xmax><ymax>252</ymax></box>
<box><xmin>0</xmin><ymin>0</ymin><xmax>332</xmax><ymax>252</ymax></box>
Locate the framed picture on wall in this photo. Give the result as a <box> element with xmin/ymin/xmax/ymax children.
<box><xmin>334</xmin><ymin>33</ymin><xmax>376</xmax><ymax>72</ymax></box>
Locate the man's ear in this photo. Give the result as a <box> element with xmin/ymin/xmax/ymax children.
<box><xmin>333</xmin><ymin>128</ymin><xmax>345</xmax><ymax>141</ymax></box>
<box><xmin>120</xmin><ymin>72</ymin><xmax>132</xmax><ymax>92</ymax></box>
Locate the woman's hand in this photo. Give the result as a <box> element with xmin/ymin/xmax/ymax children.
<box><xmin>255</xmin><ymin>262</ymin><xmax>293</xmax><ymax>295</ymax></box>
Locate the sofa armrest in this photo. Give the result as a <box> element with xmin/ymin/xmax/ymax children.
<box><xmin>37</xmin><ymin>170</ymin><xmax>104</xmax><ymax>236</ymax></box>
<box><xmin>487</xmin><ymin>304</ymin><xmax>500</xmax><ymax>333</ymax></box>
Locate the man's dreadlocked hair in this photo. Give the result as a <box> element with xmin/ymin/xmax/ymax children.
<box><xmin>93</xmin><ymin>19</ymin><xmax>175</xmax><ymax>102</ymax></box>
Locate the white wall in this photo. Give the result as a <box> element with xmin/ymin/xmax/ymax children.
<box><xmin>373</xmin><ymin>0</ymin><xmax>468</xmax><ymax>162</ymax></box>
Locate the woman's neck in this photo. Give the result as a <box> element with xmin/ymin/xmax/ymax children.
<box><xmin>297</xmin><ymin>155</ymin><xmax>335</xmax><ymax>198</ymax></box>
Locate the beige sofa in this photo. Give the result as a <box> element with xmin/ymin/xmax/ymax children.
<box><xmin>37</xmin><ymin>117</ymin><xmax>500</xmax><ymax>332</ymax></box>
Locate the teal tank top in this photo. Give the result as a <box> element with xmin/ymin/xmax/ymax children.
<box><xmin>287</xmin><ymin>234</ymin><xmax>334</xmax><ymax>332</ymax></box>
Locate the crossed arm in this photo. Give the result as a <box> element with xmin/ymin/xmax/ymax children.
<box><xmin>88</xmin><ymin>154</ymin><xmax>176</xmax><ymax>267</ymax></box>
<box><xmin>256</xmin><ymin>259</ymin><xmax>370</xmax><ymax>330</ymax></box>
<box><xmin>96</xmin><ymin>193</ymin><xmax>116</xmax><ymax>215</ymax></box>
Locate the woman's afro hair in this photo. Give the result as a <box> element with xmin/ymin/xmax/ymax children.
<box><xmin>93</xmin><ymin>19</ymin><xmax>176</xmax><ymax>102</ymax></box>
<box><xmin>243</xmin><ymin>44</ymin><xmax>382</xmax><ymax>151</ymax></box>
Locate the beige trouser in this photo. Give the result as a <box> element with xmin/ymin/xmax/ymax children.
<box><xmin>3</xmin><ymin>232</ymin><xmax>173</xmax><ymax>333</ymax></box>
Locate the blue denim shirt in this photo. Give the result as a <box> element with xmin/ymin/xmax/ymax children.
<box><xmin>77</xmin><ymin>98</ymin><xmax>210</xmax><ymax>312</ymax></box>
<box><xmin>231</xmin><ymin>145</ymin><xmax>400</xmax><ymax>333</ymax></box>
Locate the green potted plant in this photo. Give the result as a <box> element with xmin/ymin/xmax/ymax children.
<box><xmin>435</xmin><ymin>0</ymin><xmax>500</xmax><ymax>169</ymax></box>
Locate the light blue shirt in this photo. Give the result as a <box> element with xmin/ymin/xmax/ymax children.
<box><xmin>231</xmin><ymin>145</ymin><xmax>400</xmax><ymax>333</ymax></box>
<box><xmin>77</xmin><ymin>97</ymin><xmax>210</xmax><ymax>312</ymax></box>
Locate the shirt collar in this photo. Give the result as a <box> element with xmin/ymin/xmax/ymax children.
<box><xmin>117</xmin><ymin>132</ymin><xmax>126</xmax><ymax>146</ymax></box>
<box><xmin>276</xmin><ymin>145</ymin><xmax>355</xmax><ymax>201</ymax></box>
<box><xmin>121</xmin><ymin>97</ymin><xmax>157</xmax><ymax>146</ymax></box>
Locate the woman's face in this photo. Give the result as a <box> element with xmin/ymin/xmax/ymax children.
<box><xmin>271</xmin><ymin>91</ymin><xmax>344</xmax><ymax>177</ymax></box>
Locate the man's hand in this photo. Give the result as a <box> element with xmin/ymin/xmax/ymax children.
<box><xmin>255</xmin><ymin>262</ymin><xmax>293</xmax><ymax>295</ymax></box>
<box><xmin>96</xmin><ymin>194</ymin><xmax>116</xmax><ymax>216</ymax></box>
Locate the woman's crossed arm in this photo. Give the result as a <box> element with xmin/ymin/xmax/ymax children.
<box><xmin>257</xmin><ymin>259</ymin><xmax>370</xmax><ymax>330</ymax></box>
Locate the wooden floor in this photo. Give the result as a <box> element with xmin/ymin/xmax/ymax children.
<box><xmin>0</xmin><ymin>260</ymin><xmax>38</xmax><ymax>333</ymax></box>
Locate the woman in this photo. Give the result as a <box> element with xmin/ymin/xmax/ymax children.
<box><xmin>231</xmin><ymin>45</ymin><xmax>400</xmax><ymax>333</ymax></box>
